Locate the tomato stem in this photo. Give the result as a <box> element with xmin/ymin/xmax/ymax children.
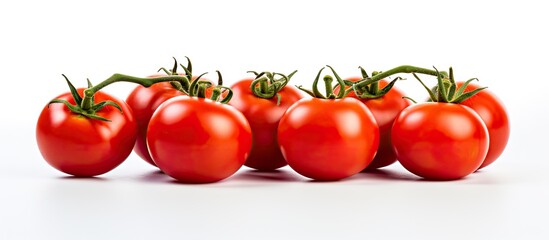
<box><xmin>411</xmin><ymin>67</ymin><xmax>487</xmax><ymax>103</ymax></box>
<box><xmin>81</xmin><ymin>74</ymin><xmax>190</xmax><ymax>110</ymax></box>
<box><xmin>249</xmin><ymin>70</ymin><xmax>296</xmax><ymax>104</ymax></box>
<box><xmin>196</xmin><ymin>81</ymin><xmax>213</xmax><ymax>98</ymax></box>
<box><xmin>355</xmin><ymin>65</ymin><xmax>447</xmax><ymax>89</ymax></box>
<box><xmin>260</xmin><ymin>78</ymin><xmax>269</xmax><ymax>94</ymax></box>
<box><xmin>323</xmin><ymin>76</ymin><xmax>335</xmax><ymax>99</ymax></box>
<box><xmin>298</xmin><ymin>66</ymin><xmax>348</xmax><ymax>99</ymax></box>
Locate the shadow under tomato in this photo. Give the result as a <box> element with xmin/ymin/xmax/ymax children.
<box><xmin>358</xmin><ymin>168</ymin><xmax>421</xmax><ymax>181</ymax></box>
<box><xmin>361</xmin><ymin>169</ymin><xmax>474</xmax><ymax>182</ymax></box>
<box><xmin>230</xmin><ymin>168</ymin><xmax>304</xmax><ymax>182</ymax></box>
<box><xmin>136</xmin><ymin>169</ymin><xmax>281</xmax><ymax>185</ymax></box>
<box><xmin>305</xmin><ymin>178</ymin><xmax>346</xmax><ymax>183</ymax></box>
<box><xmin>59</xmin><ymin>175</ymin><xmax>108</xmax><ymax>182</ymax></box>
<box><xmin>136</xmin><ymin>169</ymin><xmax>174</xmax><ymax>184</ymax></box>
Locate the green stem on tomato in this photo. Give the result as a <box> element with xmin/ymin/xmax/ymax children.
<box><xmin>196</xmin><ymin>81</ymin><xmax>213</xmax><ymax>98</ymax></box>
<box><xmin>355</xmin><ymin>65</ymin><xmax>447</xmax><ymax>88</ymax></box>
<box><xmin>259</xmin><ymin>79</ymin><xmax>269</xmax><ymax>94</ymax></box>
<box><xmin>81</xmin><ymin>74</ymin><xmax>190</xmax><ymax>110</ymax></box>
<box><xmin>323</xmin><ymin>76</ymin><xmax>335</xmax><ymax>99</ymax></box>
<box><xmin>248</xmin><ymin>70</ymin><xmax>296</xmax><ymax>105</ymax></box>
<box><xmin>297</xmin><ymin>66</ymin><xmax>348</xmax><ymax>99</ymax></box>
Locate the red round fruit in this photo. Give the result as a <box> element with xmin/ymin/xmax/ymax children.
<box><xmin>229</xmin><ymin>78</ymin><xmax>302</xmax><ymax>171</ymax></box>
<box><xmin>278</xmin><ymin>98</ymin><xmax>379</xmax><ymax>181</ymax></box>
<box><xmin>126</xmin><ymin>75</ymin><xmax>213</xmax><ymax>167</ymax></box>
<box><xmin>36</xmin><ymin>89</ymin><xmax>137</xmax><ymax>177</ymax></box>
<box><xmin>391</xmin><ymin>102</ymin><xmax>489</xmax><ymax>180</ymax></box>
<box><xmin>126</xmin><ymin>81</ymin><xmax>185</xmax><ymax>166</ymax></box>
<box><xmin>457</xmin><ymin>82</ymin><xmax>510</xmax><ymax>169</ymax></box>
<box><xmin>147</xmin><ymin>96</ymin><xmax>252</xmax><ymax>183</ymax></box>
<box><xmin>336</xmin><ymin>77</ymin><xmax>410</xmax><ymax>169</ymax></box>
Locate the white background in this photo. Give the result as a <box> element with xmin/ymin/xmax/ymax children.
<box><xmin>1</xmin><ymin>0</ymin><xmax>548</xmax><ymax>239</ymax></box>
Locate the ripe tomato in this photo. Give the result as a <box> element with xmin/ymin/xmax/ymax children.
<box><xmin>36</xmin><ymin>89</ymin><xmax>137</xmax><ymax>177</ymax></box>
<box><xmin>391</xmin><ymin>102</ymin><xmax>489</xmax><ymax>180</ymax></box>
<box><xmin>336</xmin><ymin>77</ymin><xmax>410</xmax><ymax>169</ymax></box>
<box><xmin>126</xmin><ymin>74</ymin><xmax>214</xmax><ymax>167</ymax></box>
<box><xmin>126</xmin><ymin>81</ymin><xmax>185</xmax><ymax>166</ymax></box>
<box><xmin>278</xmin><ymin>98</ymin><xmax>379</xmax><ymax>181</ymax></box>
<box><xmin>229</xmin><ymin>78</ymin><xmax>302</xmax><ymax>171</ymax></box>
<box><xmin>457</xmin><ymin>82</ymin><xmax>510</xmax><ymax>169</ymax></box>
<box><xmin>147</xmin><ymin>96</ymin><xmax>252</xmax><ymax>183</ymax></box>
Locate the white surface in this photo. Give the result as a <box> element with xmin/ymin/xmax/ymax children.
<box><xmin>1</xmin><ymin>0</ymin><xmax>548</xmax><ymax>239</ymax></box>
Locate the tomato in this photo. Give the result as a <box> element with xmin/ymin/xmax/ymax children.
<box><xmin>147</xmin><ymin>96</ymin><xmax>252</xmax><ymax>183</ymax></box>
<box><xmin>126</xmin><ymin>74</ymin><xmax>214</xmax><ymax>167</ymax></box>
<box><xmin>126</xmin><ymin>81</ymin><xmax>185</xmax><ymax>166</ymax></box>
<box><xmin>391</xmin><ymin>102</ymin><xmax>489</xmax><ymax>180</ymax></box>
<box><xmin>336</xmin><ymin>77</ymin><xmax>410</xmax><ymax>169</ymax></box>
<box><xmin>457</xmin><ymin>82</ymin><xmax>510</xmax><ymax>169</ymax></box>
<box><xmin>36</xmin><ymin>89</ymin><xmax>137</xmax><ymax>177</ymax></box>
<box><xmin>229</xmin><ymin>78</ymin><xmax>302</xmax><ymax>171</ymax></box>
<box><xmin>278</xmin><ymin>98</ymin><xmax>379</xmax><ymax>181</ymax></box>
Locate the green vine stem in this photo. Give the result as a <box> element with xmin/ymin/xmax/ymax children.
<box><xmin>354</xmin><ymin>65</ymin><xmax>448</xmax><ymax>88</ymax></box>
<box><xmin>188</xmin><ymin>70</ymin><xmax>233</xmax><ymax>104</ymax></box>
<box><xmin>349</xmin><ymin>66</ymin><xmax>402</xmax><ymax>99</ymax></box>
<box><xmin>81</xmin><ymin>74</ymin><xmax>191</xmax><ymax>110</ymax></box>
<box><xmin>157</xmin><ymin>56</ymin><xmax>194</xmax><ymax>93</ymax></box>
<box><xmin>297</xmin><ymin>65</ymin><xmax>348</xmax><ymax>99</ymax></box>
<box><xmin>411</xmin><ymin>67</ymin><xmax>486</xmax><ymax>103</ymax></box>
<box><xmin>248</xmin><ymin>70</ymin><xmax>297</xmax><ymax>105</ymax></box>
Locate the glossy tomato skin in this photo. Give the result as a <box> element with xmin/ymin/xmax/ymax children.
<box><xmin>278</xmin><ymin>98</ymin><xmax>379</xmax><ymax>181</ymax></box>
<box><xmin>229</xmin><ymin>79</ymin><xmax>303</xmax><ymax>171</ymax></box>
<box><xmin>126</xmin><ymin>75</ymin><xmax>213</xmax><ymax>167</ymax></box>
<box><xmin>457</xmin><ymin>83</ymin><xmax>510</xmax><ymax>169</ymax></box>
<box><xmin>337</xmin><ymin>78</ymin><xmax>410</xmax><ymax>169</ymax></box>
<box><xmin>36</xmin><ymin>89</ymin><xmax>137</xmax><ymax>177</ymax></box>
<box><xmin>147</xmin><ymin>96</ymin><xmax>252</xmax><ymax>183</ymax></box>
<box><xmin>391</xmin><ymin>103</ymin><xmax>489</xmax><ymax>180</ymax></box>
<box><xmin>126</xmin><ymin>81</ymin><xmax>185</xmax><ymax>166</ymax></box>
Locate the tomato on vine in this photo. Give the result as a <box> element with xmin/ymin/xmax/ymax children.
<box><xmin>229</xmin><ymin>71</ymin><xmax>302</xmax><ymax>171</ymax></box>
<box><xmin>391</xmin><ymin>68</ymin><xmax>489</xmax><ymax>180</ymax></box>
<box><xmin>277</xmin><ymin>66</ymin><xmax>379</xmax><ymax>181</ymax></box>
<box><xmin>455</xmin><ymin>82</ymin><xmax>510</xmax><ymax>169</ymax></box>
<box><xmin>147</xmin><ymin>72</ymin><xmax>252</xmax><ymax>183</ymax></box>
<box><xmin>126</xmin><ymin>57</ymin><xmax>213</xmax><ymax>167</ymax></box>
<box><xmin>36</xmin><ymin>74</ymin><xmax>187</xmax><ymax>177</ymax></box>
<box><xmin>334</xmin><ymin>67</ymin><xmax>410</xmax><ymax>170</ymax></box>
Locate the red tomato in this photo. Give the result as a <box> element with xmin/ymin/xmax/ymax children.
<box><xmin>229</xmin><ymin>79</ymin><xmax>302</xmax><ymax>171</ymax></box>
<box><xmin>36</xmin><ymin>89</ymin><xmax>137</xmax><ymax>177</ymax></box>
<box><xmin>457</xmin><ymin>82</ymin><xmax>510</xmax><ymax>169</ymax></box>
<box><xmin>278</xmin><ymin>98</ymin><xmax>379</xmax><ymax>181</ymax></box>
<box><xmin>391</xmin><ymin>103</ymin><xmax>489</xmax><ymax>180</ymax></box>
<box><xmin>336</xmin><ymin>77</ymin><xmax>410</xmax><ymax>169</ymax></box>
<box><xmin>126</xmin><ymin>75</ymin><xmax>212</xmax><ymax>167</ymax></box>
<box><xmin>126</xmin><ymin>81</ymin><xmax>185</xmax><ymax>166</ymax></box>
<box><xmin>147</xmin><ymin>96</ymin><xmax>252</xmax><ymax>183</ymax></box>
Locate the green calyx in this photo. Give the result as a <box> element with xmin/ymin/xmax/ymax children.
<box><xmin>297</xmin><ymin>65</ymin><xmax>350</xmax><ymax>99</ymax></box>
<box><xmin>157</xmin><ymin>56</ymin><xmax>194</xmax><ymax>93</ymax></box>
<box><xmin>188</xmin><ymin>70</ymin><xmax>233</xmax><ymax>104</ymax></box>
<box><xmin>350</xmin><ymin>66</ymin><xmax>402</xmax><ymax>99</ymax></box>
<box><xmin>413</xmin><ymin>67</ymin><xmax>487</xmax><ymax>103</ymax></box>
<box><xmin>50</xmin><ymin>73</ymin><xmax>191</xmax><ymax>121</ymax></box>
<box><xmin>49</xmin><ymin>75</ymin><xmax>122</xmax><ymax>122</ymax></box>
<box><xmin>248</xmin><ymin>70</ymin><xmax>297</xmax><ymax>105</ymax></box>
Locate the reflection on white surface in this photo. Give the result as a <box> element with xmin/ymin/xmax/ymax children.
<box><xmin>1</xmin><ymin>120</ymin><xmax>548</xmax><ymax>240</ymax></box>
<box><xmin>1</xmin><ymin>160</ymin><xmax>546</xmax><ymax>240</ymax></box>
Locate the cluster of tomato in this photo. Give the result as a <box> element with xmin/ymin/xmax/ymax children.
<box><xmin>36</xmin><ymin>58</ymin><xmax>510</xmax><ymax>182</ymax></box>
